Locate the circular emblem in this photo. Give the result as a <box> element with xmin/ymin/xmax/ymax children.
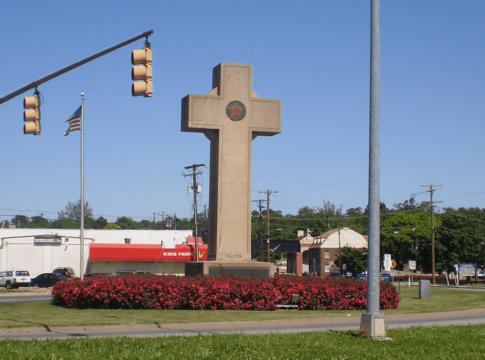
<box><xmin>226</xmin><ymin>101</ymin><xmax>246</xmax><ymax>121</ymax></box>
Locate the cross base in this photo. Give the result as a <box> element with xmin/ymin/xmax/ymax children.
<box><xmin>185</xmin><ymin>261</ymin><xmax>274</xmax><ymax>278</ymax></box>
<box><xmin>360</xmin><ymin>313</ymin><xmax>387</xmax><ymax>339</ymax></box>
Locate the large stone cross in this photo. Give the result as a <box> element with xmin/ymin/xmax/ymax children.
<box><xmin>182</xmin><ymin>63</ymin><xmax>281</xmax><ymax>262</ymax></box>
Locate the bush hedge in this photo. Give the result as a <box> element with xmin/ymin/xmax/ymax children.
<box><xmin>52</xmin><ymin>275</ymin><xmax>400</xmax><ymax>311</ymax></box>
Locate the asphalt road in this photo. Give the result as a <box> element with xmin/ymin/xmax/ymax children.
<box><xmin>0</xmin><ymin>294</ymin><xmax>52</xmax><ymax>305</ymax></box>
<box><xmin>1</xmin><ymin>309</ymin><xmax>485</xmax><ymax>340</ymax></box>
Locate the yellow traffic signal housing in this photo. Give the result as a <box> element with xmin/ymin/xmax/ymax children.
<box><xmin>131</xmin><ymin>47</ymin><xmax>152</xmax><ymax>97</ymax></box>
<box><xmin>23</xmin><ymin>94</ymin><xmax>41</xmax><ymax>135</ymax></box>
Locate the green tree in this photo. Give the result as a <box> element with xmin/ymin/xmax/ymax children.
<box><xmin>30</xmin><ymin>216</ymin><xmax>49</xmax><ymax>228</ymax></box>
<box><xmin>380</xmin><ymin>210</ymin><xmax>432</xmax><ymax>272</ymax></box>
<box><xmin>115</xmin><ymin>216</ymin><xmax>141</xmax><ymax>230</ymax></box>
<box><xmin>58</xmin><ymin>200</ymin><xmax>93</xmax><ymax>221</ymax></box>
<box><xmin>11</xmin><ymin>215</ymin><xmax>30</xmax><ymax>227</ymax></box>
<box><xmin>437</xmin><ymin>207</ymin><xmax>485</xmax><ymax>272</ymax></box>
<box><xmin>336</xmin><ymin>247</ymin><xmax>367</xmax><ymax>275</ymax></box>
<box><xmin>85</xmin><ymin>216</ymin><xmax>108</xmax><ymax>229</ymax></box>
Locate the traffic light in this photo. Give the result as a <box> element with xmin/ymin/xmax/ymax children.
<box><xmin>23</xmin><ymin>93</ymin><xmax>41</xmax><ymax>135</ymax></box>
<box><xmin>131</xmin><ymin>46</ymin><xmax>152</xmax><ymax>97</ymax></box>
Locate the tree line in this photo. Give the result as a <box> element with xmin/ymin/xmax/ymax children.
<box><xmin>4</xmin><ymin>201</ymin><xmax>197</xmax><ymax>232</ymax></box>
<box><xmin>4</xmin><ymin>196</ymin><xmax>485</xmax><ymax>274</ymax></box>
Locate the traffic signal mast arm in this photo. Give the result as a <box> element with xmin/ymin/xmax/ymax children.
<box><xmin>0</xmin><ymin>30</ymin><xmax>154</xmax><ymax>105</ymax></box>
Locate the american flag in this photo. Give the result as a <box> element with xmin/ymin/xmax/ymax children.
<box><xmin>64</xmin><ymin>106</ymin><xmax>81</xmax><ymax>136</ymax></box>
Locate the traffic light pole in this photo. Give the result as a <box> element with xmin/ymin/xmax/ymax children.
<box><xmin>0</xmin><ymin>30</ymin><xmax>154</xmax><ymax>105</ymax></box>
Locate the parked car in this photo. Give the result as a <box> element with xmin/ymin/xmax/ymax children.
<box><xmin>83</xmin><ymin>273</ymin><xmax>111</xmax><ymax>278</ymax></box>
<box><xmin>0</xmin><ymin>270</ymin><xmax>31</xmax><ymax>289</ymax></box>
<box><xmin>112</xmin><ymin>269</ymin><xmax>151</xmax><ymax>276</ymax></box>
<box><xmin>328</xmin><ymin>271</ymin><xmax>343</xmax><ymax>279</ymax></box>
<box><xmin>31</xmin><ymin>273</ymin><xmax>67</xmax><ymax>288</ymax></box>
<box><xmin>53</xmin><ymin>267</ymin><xmax>76</xmax><ymax>279</ymax></box>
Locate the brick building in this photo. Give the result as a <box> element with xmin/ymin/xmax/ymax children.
<box><xmin>309</xmin><ymin>227</ymin><xmax>367</xmax><ymax>276</ymax></box>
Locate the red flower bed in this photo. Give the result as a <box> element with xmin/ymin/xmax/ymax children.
<box><xmin>52</xmin><ymin>275</ymin><xmax>400</xmax><ymax>311</ymax></box>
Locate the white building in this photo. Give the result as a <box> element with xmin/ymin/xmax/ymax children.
<box><xmin>0</xmin><ymin>228</ymin><xmax>193</xmax><ymax>277</ymax></box>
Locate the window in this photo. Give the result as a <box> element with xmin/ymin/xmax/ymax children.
<box><xmin>124</xmin><ymin>238</ymin><xmax>131</xmax><ymax>244</ymax></box>
<box><xmin>15</xmin><ymin>271</ymin><xmax>29</xmax><ymax>276</ymax></box>
<box><xmin>324</xmin><ymin>265</ymin><xmax>331</xmax><ymax>273</ymax></box>
<box><xmin>324</xmin><ymin>251</ymin><xmax>330</xmax><ymax>258</ymax></box>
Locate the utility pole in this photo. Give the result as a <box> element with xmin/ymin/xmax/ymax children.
<box><xmin>421</xmin><ymin>184</ymin><xmax>442</xmax><ymax>285</ymax></box>
<box><xmin>253</xmin><ymin>199</ymin><xmax>266</xmax><ymax>261</ymax></box>
<box><xmin>183</xmin><ymin>164</ymin><xmax>205</xmax><ymax>262</ymax></box>
<box><xmin>260</xmin><ymin>190</ymin><xmax>277</xmax><ymax>262</ymax></box>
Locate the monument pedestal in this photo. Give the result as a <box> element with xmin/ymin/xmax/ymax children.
<box><xmin>185</xmin><ymin>261</ymin><xmax>274</xmax><ymax>278</ymax></box>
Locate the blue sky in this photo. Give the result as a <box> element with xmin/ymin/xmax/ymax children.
<box><xmin>0</xmin><ymin>1</ymin><xmax>484</xmax><ymax>223</ymax></box>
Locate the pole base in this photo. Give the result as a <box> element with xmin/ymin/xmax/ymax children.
<box><xmin>360</xmin><ymin>313</ymin><xmax>386</xmax><ymax>339</ymax></box>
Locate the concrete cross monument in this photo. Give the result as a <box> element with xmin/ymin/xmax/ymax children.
<box><xmin>182</xmin><ymin>63</ymin><xmax>281</xmax><ymax>277</ymax></box>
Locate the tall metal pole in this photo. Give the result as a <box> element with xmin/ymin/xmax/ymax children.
<box><xmin>367</xmin><ymin>0</ymin><xmax>380</xmax><ymax>316</ymax></box>
<box><xmin>361</xmin><ymin>0</ymin><xmax>385</xmax><ymax>339</ymax></box>
<box><xmin>80</xmin><ymin>93</ymin><xmax>85</xmax><ymax>280</ymax></box>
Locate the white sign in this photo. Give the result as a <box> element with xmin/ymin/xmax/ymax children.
<box><xmin>34</xmin><ymin>236</ymin><xmax>61</xmax><ymax>244</ymax></box>
<box><xmin>408</xmin><ymin>260</ymin><xmax>416</xmax><ymax>270</ymax></box>
<box><xmin>383</xmin><ymin>254</ymin><xmax>392</xmax><ymax>271</ymax></box>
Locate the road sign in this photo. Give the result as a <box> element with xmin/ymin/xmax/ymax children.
<box><xmin>408</xmin><ymin>260</ymin><xmax>416</xmax><ymax>270</ymax></box>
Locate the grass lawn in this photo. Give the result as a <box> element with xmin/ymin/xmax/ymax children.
<box><xmin>0</xmin><ymin>287</ymin><xmax>484</xmax><ymax>329</ymax></box>
<box><xmin>0</xmin><ymin>325</ymin><xmax>484</xmax><ymax>359</ymax></box>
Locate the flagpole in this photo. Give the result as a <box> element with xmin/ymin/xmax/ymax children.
<box><xmin>80</xmin><ymin>93</ymin><xmax>85</xmax><ymax>280</ymax></box>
